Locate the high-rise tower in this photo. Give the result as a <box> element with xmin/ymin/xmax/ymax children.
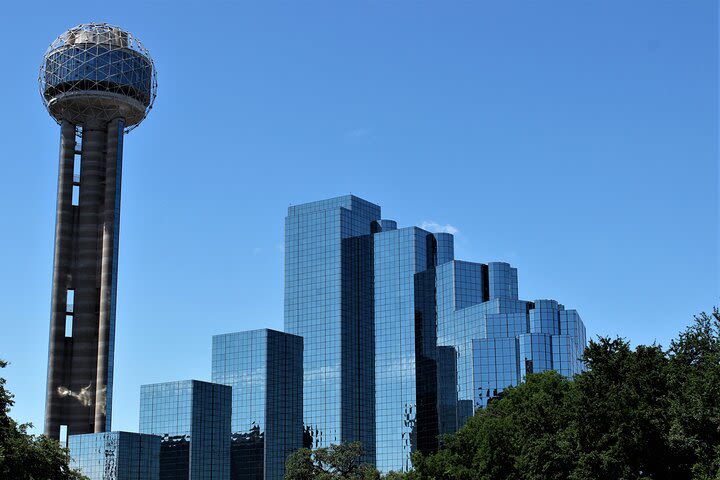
<box><xmin>39</xmin><ymin>23</ymin><xmax>157</xmax><ymax>439</ymax></box>
<box><xmin>284</xmin><ymin>196</ymin><xmax>379</xmax><ymax>461</ymax></box>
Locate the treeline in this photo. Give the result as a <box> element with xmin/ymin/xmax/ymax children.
<box><xmin>286</xmin><ymin>309</ymin><xmax>720</xmax><ymax>480</ymax></box>
<box><xmin>0</xmin><ymin>359</ymin><xmax>88</xmax><ymax>479</ymax></box>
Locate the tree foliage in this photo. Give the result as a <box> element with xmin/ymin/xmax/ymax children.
<box><xmin>0</xmin><ymin>360</ymin><xmax>88</xmax><ymax>480</ymax></box>
<box><xmin>285</xmin><ymin>441</ymin><xmax>404</xmax><ymax>479</ymax></box>
<box><xmin>408</xmin><ymin>308</ymin><xmax>720</xmax><ymax>480</ymax></box>
<box><xmin>667</xmin><ymin>310</ymin><xmax>720</xmax><ymax>479</ymax></box>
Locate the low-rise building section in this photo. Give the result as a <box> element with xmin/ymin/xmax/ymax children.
<box><xmin>68</xmin><ymin>431</ymin><xmax>160</xmax><ymax>480</ymax></box>
<box><xmin>139</xmin><ymin>380</ymin><xmax>231</xmax><ymax>480</ymax></box>
<box><xmin>212</xmin><ymin>329</ymin><xmax>303</xmax><ymax>480</ymax></box>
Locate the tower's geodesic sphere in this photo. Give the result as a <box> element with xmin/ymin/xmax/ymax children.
<box><xmin>39</xmin><ymin>23</ymin><xmax>157</xmax><ymax>131</ymax></box>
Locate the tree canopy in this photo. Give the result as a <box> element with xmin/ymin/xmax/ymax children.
<box><xmin>285</xmin><ymin>441</ymin><xmax>381</xmax><ymax>479</ymax></box>
<box><xmin>0</xmin><ymin>360</ymin><xmax>87</xmax><ymax>480</ymax></box>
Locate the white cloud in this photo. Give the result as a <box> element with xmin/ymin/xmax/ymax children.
<box><xmin>420</xmin><ymin>221</ymin><xmax>459</xmax><ymax>235</ymax></box>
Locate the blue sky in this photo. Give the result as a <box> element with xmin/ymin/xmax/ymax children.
<box><xmin>0</xmin><ymin>1</ymin><xmax>717</xmax><ymax>434</ymax></box>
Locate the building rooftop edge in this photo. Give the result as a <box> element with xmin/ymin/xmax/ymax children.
<box><xmin>139</xmin><ymin>379</ymin><xmax>230</xmax><ymax>388</ymax></box>
<box><xmin>287</xmin><ymin>194</ymin><xmax>381</xmax><ymax>216</ymax></box>
<box><xmin>213</xmin><ymin>328</ymin><xmax>302</xmax><ymax>339</ymax></box>
<box><xmin>68</xmin><ymin>430</ymin><xmax>161</xmax><ymax>438</ymax></box>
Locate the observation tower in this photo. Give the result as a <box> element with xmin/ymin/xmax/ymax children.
<box><xmin>39</xmin><ymin>23</ymin><xmax>157</xmax><ymax>440</ymax></box>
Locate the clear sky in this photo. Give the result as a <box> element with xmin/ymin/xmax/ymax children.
<box><xmin>0</xmin><ymin>1</ymin><xmax>717</xmax><ymax>434</ymax></box>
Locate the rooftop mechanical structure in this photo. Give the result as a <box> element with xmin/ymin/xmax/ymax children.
<box><xmin>40</xmin><ymin>23</ymin><xmax>157</xmax><ymax>440</ymax></box>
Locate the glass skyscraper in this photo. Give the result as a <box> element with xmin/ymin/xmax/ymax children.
<box><xmin>139</xmin><ymin>380</ymin><xmax>231</xmax><ymax>480</ymax></box>
<box><xmin>284</xmin><ymin>196</ymin><xmax>380</xmax><ymax>461</ymax></box>
<box><xmin>373</xmin><ymin>225</ymin><xmax>447</xmax><ymax>471</ymax></box>
<box><xmin>69</xmin><ymin>431</ymin><xmax>160</xmax><ymax>480</ymax></box>
<box><xmin>211</xmin><ymin>329</ymin><xmax>303</xmax><ymax>480</ymax></box>
<box><xmin>285</xmin><ymin>195</ymin><xmax>587</xmax><ymax>473</ymax></box>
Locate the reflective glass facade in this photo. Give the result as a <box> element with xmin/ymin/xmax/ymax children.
<box><xmin>139</xmin><ymin>380</ymin><xmax>231</xmax><ymax>480</ymax></box>
<box><xmin>436</xmin><ymin>346</ymin><xmax>458</xmax><ymax>438</ymax></box>
<box><xmin>284</xmin><ymin>196</ymin><xmax>380</xmax><ymax>461</ymax></box>
<box><xmin>436</xmin><ymin>261</ymin><xmax>587</xmax><ymax>419</ymax></box>
<box><xmin>44</xmin><ymin>45</ymin><xmax>153</xmax><ymax>105</ymax></box>
<box><xmin>69</xmin><ymin>431</ymin><xmax>160</xmax><ymax>480</ymax></box>
<box><xmin>373</xmin><ymin>226</ymin><xmax>447</xmax><ymax>472</ymax></box>
<box><xmin>212</xmin><ymin>329</ymin><xmax>303</xmax><ymax>480</ymax></box>
<box><xmin>373</xmin><ymin>227</ymin><xmax>425</xmax><ymax>471</ymax></box>
<box><xmin>436</xmin><ymin>261</ymin><xmax>530</xmax><ymax>427</ymax></box>
<box><xmin>284</xmin><ymin>195</ymin><xmax>588</xmax><ymax>474</ymax></box>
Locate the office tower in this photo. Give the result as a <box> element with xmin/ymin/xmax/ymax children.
<box><xmin>139</xmin><ymin>380</ymin><xmax>231</xmax><ymax>480</ymax></box>
<box><xmin>436</xmin><ymin>261</ymin><xmax>587</xmax><ymax>425</ymax></box>
<box><xmin>69</xmin><ymin>432</ymin><xmax>160</xmax><ymax>480</ymax></box>
<box><xmin>286</xmin><ymin>195</ymin><xmax>588</xmax><ymax>473</ymax></box>
<box><xmin>284</xmin><ymin>196</ymin><xmax>380</xmax><ymax>461</ymax></box>
<box><xmin>212</xmin><ymin>329</ymin><xmax>303</xmax><ymax>480</ymax></box>
<box><xmin>373</xmin><ymin>225</ymin><xmax>446</xmax><ymax>472</ymax></box>
<box><xmin>40</xmin><ymin>23</ymin><xmax>157</xmax><ymax>439</ymax></box>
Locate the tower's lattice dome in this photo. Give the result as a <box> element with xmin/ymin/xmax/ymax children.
<box><xmin>39</xmin><ymin>23</ymin><xmax>157</xmax><ymax>131</ymax></box>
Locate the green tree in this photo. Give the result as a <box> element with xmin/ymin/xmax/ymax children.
<box><xmin>382</xmin><ymin>472</ymin><xmax>409</xmax><ymax>480</ymax></box>
<box><xmin>571</xmin><ymin>338</ymin><xmax>677</xmax><ymax>479</ymax></box>
<box><xmin>285</xmin><ymin>441</ymin><xmax>381</xmax><ymax>479</ymax></box>
<box><xmin>667</xmin><ymin>308</ymin><xmax>720</xmax><ymax>479</ymax></box>
<box><xmin>0</xmin><ymin>360</ymin><xmax>88</xmax><ymax>480</ymax></box>
<box><xmin>410</xmin><ymin>371</ymin><xmax>576</xmax><ymax>480</ymax></box>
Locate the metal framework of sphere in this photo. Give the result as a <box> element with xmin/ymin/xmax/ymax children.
<box><xmin>39</xmin><ymin>23</ymin><xmax>157</xmax><ymax>132</ymax></box>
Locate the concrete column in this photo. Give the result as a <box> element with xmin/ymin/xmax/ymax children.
<box><xmin>70</xmin><ymin>124</ymin><xmax>107</xmax><ymax>433</ymax></box>
<box><xmin>95</xmin><ymin>118</ymin><xmax>124</xmax><ymax>432</ymax></box>
<box><xmin>45</xmin><ymin>121</ymin><xmax>76</xmax><ymax>438</ymax></box>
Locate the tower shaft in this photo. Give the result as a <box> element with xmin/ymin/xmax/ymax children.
<box><xmin>45</xmin><ymin>118</ymin><xmax>124</xmax><ymax>439</ymax></box>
